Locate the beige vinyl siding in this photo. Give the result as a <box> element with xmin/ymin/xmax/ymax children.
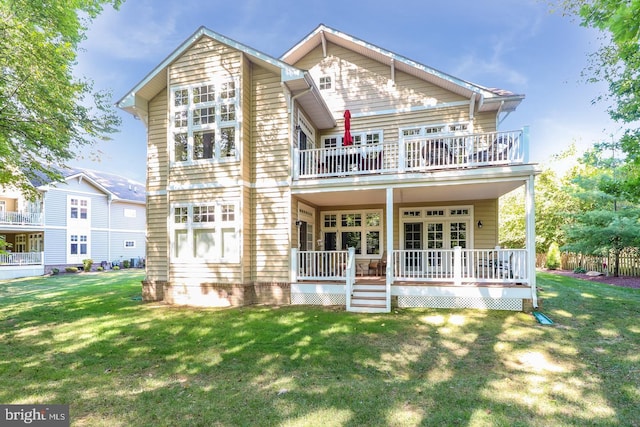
<box><xmin>146</xmin><ymin>194</ymin><xmax>168</xmax><ymax>281</ymax></box>
<box><xmin>169</xmin><ymin>36</ymin><xmax>241</xmax><ymax>87</ymax></box>
<box><xmin>241</xmin><ymin>58</ymin><xmax>253</xmax><ymax>282</ymax></box>
<box><xmin>316</xmin><ymin>106</ymin><xmax>471</xmax><ymax>148</ymax></box>
<box><xmin>473</xmin><ymin>199</ymin><xmax>499</xmax><ymax>248</ymax></box>
<box><xmin>251</xmin><ymin>65</ymin><xmax>291</xmax><ymax>282</ymax></box>
<box><xmin>145</xmin><ymin>90</ymin><xmax>169</xmax><ymax>282</ymax></box>
<box><xmin>294</xmin><ymin>43</ymin><xmax>467</xmax><ymax>116</ymax></box>
<box><xmin>147</xmin><ymin>90</ymin><xmax>168</xmax><ymax>192</ymax></box>
<box><xmin>474</xmin><ymin>111</ymin><xmax>499</xmax><ymax>133</ymax></box>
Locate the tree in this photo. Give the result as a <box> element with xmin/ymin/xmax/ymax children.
<box><xmin>561</xmin><ymin>142</ymin><xmax>640</xmax><ymax>276</ymax></box>
<box><xmin>0</xmin><ymin>0</ymin><xmax>122</xmax><ymax>197</ymax></box>
<box><xmin>559</xmin><ymin>0</ymin><xmax>640</xmax><ymax>199</ymax></box>
<box><xmin>499</xmin><ymin>146</ymin><xmax>583</xmax><ymax>253</ymax></box>
<box><xmin>546</xmin><ymin>242</ymin><xmax>561</xmax><ymax>270</ymax></box>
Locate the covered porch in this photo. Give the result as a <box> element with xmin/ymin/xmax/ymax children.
<box><xmin>291</xmin><ymin>168</ymin><xmax>537</xmax><ymax>313</ymax></box>
<box><xmin>290</xmin><ymin>247</ymin><xmax>533</xmax><ymax>312</ymax></box>
<box><xmin>0</xmin><ymin>252</ymin><xmax>45</xmax><ymax>280</ymax></box>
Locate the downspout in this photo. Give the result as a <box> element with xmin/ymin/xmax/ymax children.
<box><xmin>525</xmin><ymin>174</ymin><xmax>538</xmax><ymax>308</ymax></box>
<box><xmin>108</xmin><ymin>195</ymin><xmax>112</xmax><ymax>265</ymax></box>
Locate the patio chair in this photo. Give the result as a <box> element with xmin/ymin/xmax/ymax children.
<box><xmin>471</xmin><ymin>135</ymin><xmax>516</xmax><ymax>164</ymax></box>
<box><xmin>496</xmin><ymin>252</ymin><xmax>514</xmax><ymax>279</ymax></box>
<box><xmin>422</xmin><ymin>140</ymin><xmax>453</xmax><ymax>167</ymax></box>
<box><xmin>379</xmin><ymin>251</ymin><xmax>387</xmax><ymax>275</ymax></box>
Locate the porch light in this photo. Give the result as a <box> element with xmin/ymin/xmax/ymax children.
<box><xmin>477</xmin><ymin>220</ymin><xmax>483</xmax><ymax>229</ymax></box>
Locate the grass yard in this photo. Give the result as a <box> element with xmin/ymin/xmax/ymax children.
<box><xmin>0</xmin><ymin>271</ymin><xmax>638</xmax><ymax>426</ymax></box>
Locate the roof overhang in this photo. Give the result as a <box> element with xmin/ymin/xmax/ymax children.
<box><xmin>117</xmin><ymin>26</ymin><xmax>335</xmax><ymax>129</ymax></box>
<box><xmin>281</xmin><ymin>24</ymin><xmax>524</xmax><ymax>113</ymax></box>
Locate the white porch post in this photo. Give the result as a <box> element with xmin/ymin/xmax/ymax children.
<box><xmin>385</xmin><ymin>187</ymin><xmax>393</xmax><ymax>312</ymax></box>
<box><xmin>525</xmin><ymin>174</ymin><xmax>538</xmax><ymax>308</ymax></box>
<box><xmin>522</xmin><ymin>126</ymin><xmax>530</xmax><ymax>163</ymax></box>
<box><xmin>346</xmin><ymin>247</ymin><xmax>355</xmax><ymax>311</ymax></box>
<box><xmin>453</xmin><ymin>246</ymin><xmax>462</xmax><ymax>286</ymax></box>
<box><xmin>293</xmin><ymin>147</ymin><xmax>300</xmax><ymax>179</ymax></box>
<box><xmin>291</xmin><ymin>248</ymin><xmax>298</xmax><ymax>284</ymax></box>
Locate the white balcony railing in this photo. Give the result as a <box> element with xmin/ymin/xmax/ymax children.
<box><xmin>0</xmin><ymin>211</ymin><xmax>43</xmax><ymax>225</ymax></box>
<box><xmin>0</xmin><ymin>251</ymin><xmax>43</xmax><ymax>266</ymax></box>
<box><xmin>294</xmin><ymin>129</ymin><xmax>527</xmax><ymax>179</ymax></box>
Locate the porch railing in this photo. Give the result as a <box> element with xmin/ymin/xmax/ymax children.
<box><xmin>393</xmin><ymin>248</ymin><xmax>528</xmax><ymax>284</ymax></box>
<box><xmin>295</xmin><ymin>129</ymin><xmax>527</xmax><ymax>179</ymax></box>
<box><xmin>295</xmin><ymin>250</ymin><xmax>350</xmax><ymax>281</ymax></box>
<box><xmin>0</xmin><ymin>211</ymin><xmax>43</xmax><ymax>225</ymax></box>
<box><xmin>0</xmin><ymin>251</ymin><xmax>43</xmax><ymax>266</ymax></box>
<box><xmin>292</xmin><ymin>247</ymin><xmax>528</xmax><ymax>285</ymax></box>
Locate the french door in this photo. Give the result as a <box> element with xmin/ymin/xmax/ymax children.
<box><xmin>403</xmin><ymin>221</ymin><xmax>468</xmax><ymax>274</ymax></box>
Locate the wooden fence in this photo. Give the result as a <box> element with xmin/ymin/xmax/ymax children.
<box><xmin>536</xmin><ymin>248</ymin><xmax>640</xmax><ymax>276</ymax></box>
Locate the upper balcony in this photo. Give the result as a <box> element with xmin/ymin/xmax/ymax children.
<box><xmin>0</xmin><ymin>211</ymin><xmax>43</xmax><ymax>227</ymax></box>
<box><xmin>294</xmin><ymin>129</ymin><xmax>529</xmax><ymax>180</ymax></box>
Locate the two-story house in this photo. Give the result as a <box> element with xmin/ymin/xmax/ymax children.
<box><xmin>0</xmin><ymin>168</ymin><xmax>146</xmax><ymax>279</ymax></box>
<box><xmin>118</xmin><ymin>24</ymin><xmax>539</xmax><ymax>312</ymax></box>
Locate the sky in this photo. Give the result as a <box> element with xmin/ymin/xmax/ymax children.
<box><xmin>71</xmin><ymin>0</ymin><xmax>621</xmax><ymax>183</ymax></box>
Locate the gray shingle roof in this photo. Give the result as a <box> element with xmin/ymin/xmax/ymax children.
<box><xmin>33</xmin><ymin>167</ymin><xmax>145</xmax><ymax>203</ymax></box>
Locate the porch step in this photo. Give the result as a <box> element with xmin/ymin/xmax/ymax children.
<box><xmin>348</xmin><ymin>304</ymin><xmax>388</xmax><ymax>313</ymax></box>
<box><xmin>349</xmin><ymin>283</ymin><xmax>388</xmax><ymax>312</ymax></box>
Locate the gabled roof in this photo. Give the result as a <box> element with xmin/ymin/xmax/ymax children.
<box><xmin>33</xmin><ymin>168</ymin><xmax>145</xmax><ymax>204</ymax></box>
<box><xmin>117</xmin><ymin>26</ymin><xmax>336</xmax><ymax>129</ymax></box>
<box><xmin>281</xmin><ymin>24</ymin><xmax>524</xmax><ymax>113</ymax></box>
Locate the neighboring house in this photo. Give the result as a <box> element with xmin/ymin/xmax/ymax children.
<box><xmin>0</xmin><ymin>168</ymin><xmax>146</xmax><ymax>280</ymax></box>
<box><xmin>117</xmin><ymin>24</ymin><xmax>540</xmax><ymax>313</ymax></box>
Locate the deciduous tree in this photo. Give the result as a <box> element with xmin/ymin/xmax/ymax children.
<box><xmin>0</xmin><ymin>0</ymin><xmax>122</xmax><ymax>196</ymax></box>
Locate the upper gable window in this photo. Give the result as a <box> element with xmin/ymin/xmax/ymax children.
<box><xmin>319</xmin><ymin>76</ymin><xmax>332</xmax><ymax>90</ymax></box>
<box><xmin>170</xmin><ymin>79</ymin><xmax>240</xmax><ymax>165</ymax></box>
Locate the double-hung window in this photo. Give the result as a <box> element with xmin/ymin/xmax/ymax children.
<box><xmin>172</xmin><ymin>202</ymin><xmax>239</xmax><ymax>262</ymax></box>
<box><xmin>170</xmin><ymin>79</ymin><xmax>239</xmax><ymax>164</ymax></box>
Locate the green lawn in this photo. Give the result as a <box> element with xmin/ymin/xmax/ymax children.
<box><xmin>0</xmin><ymin>271</ymin><xmax>638</xmax><ymax>426</ymax></box>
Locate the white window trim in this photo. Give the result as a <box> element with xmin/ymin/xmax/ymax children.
<box><xmin>321</xmin><ymin>209</ymin><xmax>383</xmax><ymax>258</ymax></box>
<box><xmin>321</xmin><ymin>130</ymin><xmax>384</xmax><ymax>148</ymax></box>
<box><xmin>169</xmin><ymin>78</ymin><xmax>241</xmax><ymax>166</ymax></box>
<box><xmin>399</xmin><ymin>122</ymin><xmax>470</xmax><ymax>140</ymax></box>
<box><xmin>399</xmin><ymin>205</ymin><xmax>474</xmax><ymax>250</ymax></box>
<box><xmin>318</xmin><ymin>74</ymin><xmax>334</xmax><ymax>92</ymax></box>
<box><xmin>68</xmin><ymin>195</ymin><xmax>91</xmax><ymax>222</ymax></box>
<box><xmin>68</xmin><ymin>233</ymin><xmax>90</xmax><ymax>262</ymax></box>
<box><xmin>170</xmin><ymin>201</ymin><xmax>240</xmax><ymax>263</ymax></box>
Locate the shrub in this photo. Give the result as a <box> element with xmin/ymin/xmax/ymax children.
<box><xmin>546</xmin><ymin>242</ymin><xmax>561</xmax><ymax>270</ymax></box>
<box><xmin>65</xmin><ymin>267</ymin><xmax>79</xmax><ymax>273</ymax></box>
<box><xmin>82</xmin><ymin>259</ymin><xmax>94</xmax><ymax>272</ymax></box>
<box><xmin>573</xmin><ymin>266</ymin><xmax>587</xmax><ymax>274</ymax></box>
<box><xmin>122</xmin><ymin>260</ymin><xmax>130</xmax><ymax>268</ymax></box>
<box><xmin>51</xmin><ymin>268</ymin><xmax>59</xmax><ymax>275</ymax></box>
<box><xmin>96</xmin><ymin>266</ymin><xmax>104</xmax><ymax>271</ymax></box>
<box><xmin>113</xmin><ymin>266</ymin><xmax>120</xmax><ymax>270</ymax></box>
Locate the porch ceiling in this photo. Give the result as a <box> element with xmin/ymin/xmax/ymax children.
<box><xmin>296</xmin><ymin>180</ymin><xmax>524</xmax><ymax>207</ymax></box>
